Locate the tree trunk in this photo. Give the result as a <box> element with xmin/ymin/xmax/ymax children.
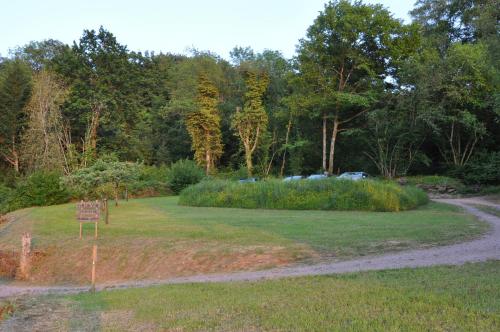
<box><xmin>246</xmin><ymin>152</ymin><xmax>253</xmax><ymax>176</ymax></box>
<box><xmin>280</xmin><ymin>117</ymin><xmax>293</xmax><ymax>177</ymax></box>
<box><xmin>205</xmin><ymin>131</ymin><xmax>211</xmax><ymax>175</ymax></box>
<box><xmin>328</xmin><ymin>118</ymin><xmax>339</xmax><ymax>175</ymax></box>
<box><xmin>114</xmin><ymin>184</ymin><xmax>119</xmax><ymax>206</ymax></box>
<box><xmin>322</xmin><ymin>114</ymin><xmax>327</xmax><ymax>172</ymax></box>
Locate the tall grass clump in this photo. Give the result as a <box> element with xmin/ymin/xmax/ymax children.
<box><xmin>179</xmin><ymin>179</ymin><xmax>428</xmax><ymax>212</ymax></box>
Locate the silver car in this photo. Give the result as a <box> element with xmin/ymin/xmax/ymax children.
<box><xmin>337</xmin><ymin>172</ymin><xmax>369</xmax><ymax>180</ymax></box>
<box><xmin>283</xmin><ymin>175</ymin><xmax>303</xmax><ymax>181</ymax></box>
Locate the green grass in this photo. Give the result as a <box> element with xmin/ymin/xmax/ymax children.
<box><xmin>179</xmin><ymin>179</ymin><xmax>428</xmax><ymax>212</ymax></box>
<box><xmin>0</xmin><ymin>197</ymin><xmax>488</xmax><ymax>284</ymax></box>
<box><xmin>405</xmin><ymin>175</ymin><xmax>465</xmax><ymax>189</ymax></box>
<box><xmin>1</xmin><ymin>197</ymin><xmax>484</xmax><ymax>255</ymax></box>
<box><xmin>39</xmin><ymin>261</ymin><xmax>498</xmax><ymax>331</ymax></box>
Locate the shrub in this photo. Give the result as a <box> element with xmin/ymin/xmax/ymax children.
<box><xmin>179</xmin><ymin>179</ymin><xmax>428</xmax><ymax>212</ymax></box>
<box><xmin>0</xmin><ymin>184</ymin><xmax>13</xmax><ymax>214</ymax></box>
<box><xmin>5</xmin><ymin>171</ymin><xmax>70</xmax><ymax>212</ymax></box>
<box><xmin>167</xmin><ymin>159</ymin><xmax>205</xmax><ymax>194</ymax></box>
<box><xmin>127</xmin><ymin>165</ymin><xmax>171</xmax><ymax>197</ymax></box>
<box><xmin>449</xmin><ymin>152</ymin><xmax>500</xmax><ymax>185</ymax></box>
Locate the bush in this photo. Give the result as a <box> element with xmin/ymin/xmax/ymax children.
<box><xmin>127</xmin><ymin>165</ymin><xmax>171</xmax><ymax>197</ymax></box>
<box><xmin>179</xmin><ymin>179</ymin><xmax>428</xmax><ymax>212</ymax></box>
<box><xmin>0</xmin><ymin>184</ymin><xmax>14</xmax><ymax>214</ymax></box>
<box><xmin>449</xmin><ymin>152</ymin><xmax>500</xmax><ymax>185</ymax></box>
<box><xmin>167</xmin><ymin>160</ymin><xmax>205</xmax><ymax>194</ymax></box>
<box><xmin>4</xmin><ymin>171</ymin><xmax>70</xmax><ymax>212</ymax></box>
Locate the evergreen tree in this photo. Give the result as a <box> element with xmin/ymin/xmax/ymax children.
<box><xmin>0</xmin><ymin>59</ymin><xmax>32</xmax><ymax>172</ymax></box>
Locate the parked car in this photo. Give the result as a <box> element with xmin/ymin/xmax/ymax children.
<box><xmin>307</xmin><ymin>174</ymin><xmax>328</xmax><ymax>180</ymax></box>
<box><xmin>337</xmin><ymin>172</ymin><xmax>369</xmax><ymax>180</ymax></box>
<box><xmin>238</xmin><ymin>177</ymin><xmax>257</xmax><ymax>183</ymax></box>
<box><xmin>283</xmin><ymin>175</ymin><xmax>303</xmax><ymax>181</ymax></box>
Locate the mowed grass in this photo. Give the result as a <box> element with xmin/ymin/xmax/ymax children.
<box><xmin>0</xmin><ymin>197</ymin><xmax>488</xmax><ymax>284</ymax></box>
<box><xmin>3</xmin><ymin>196</ymin><xmax>486</xmax><ymax>255</ymax></box>
<box><xmin>41</xmin><ymin>261</ymin><xmax>498</xmax><ymax>331</ymax></box>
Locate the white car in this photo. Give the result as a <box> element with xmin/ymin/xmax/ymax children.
<box><xmin>337</xmin><ymin>172</ymin><xmax>369</xmax><ymax>180</ymax></box>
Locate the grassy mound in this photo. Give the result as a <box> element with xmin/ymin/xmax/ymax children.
<box><xmin>179</xmin><ymin>179</ymin><xmax>428</xmax><ymax>212</ymax></box>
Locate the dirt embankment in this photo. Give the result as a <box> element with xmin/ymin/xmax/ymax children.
<box><xmin>3</xmin><ymin>239</ymin><xmax>311</xmax><ymax>285</ymax></box>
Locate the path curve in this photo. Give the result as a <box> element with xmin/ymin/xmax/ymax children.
<box><xmin>1</xmin><ymin>198</ymin><xmax>499</xmax><ymax>299</ymax></box>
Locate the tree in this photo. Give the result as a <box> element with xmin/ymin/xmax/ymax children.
<box><xmin>65</xmin><ymin>158</ymin><xmax>139</xmax><ymax>206</ymax></box>
<box><xmin>53</xmin><ymin>27</ymin><xmax>150</xmax><ymax>162</ymax></box>
<box><xmin>185</xmin><ymin>73</ymin><xmax>223</xmax><ymax>174</ymax></box>
<box><xmin>405</xmin><ymin>42</ymin><xmax>496</xmax><ymax>166</ymax></box>
<box><xmin>20</xmin><ymin>70</ymin><xmax>69</xmax><ymax>173</ymax></box>
<box><xmin>296</xmin><ymin>0</ymin><xmax>418</xmax><ymax>174</ymax></box>
<box><xmin>361</xmin><ymin>93</ymin><xmax>429</xmax><ymax>178</ymax></box>
<box><xmin>0</xmin><ymin>59</ymin><xmax>32</xmax><ymax>172</ymax></box>
<box><xmin>232</xmin><ymin>71</ymin><xmax>269</xmax><ymax>175</ymax></box>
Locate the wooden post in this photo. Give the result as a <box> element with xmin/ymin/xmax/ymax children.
<box><xmin>79</xmin><ymin>222</ymin><xmax>83</xmax><ymax>239</ymax></box>
<box><xmin>125</xmin><ymin>187</ymin><xmax>128</xmax><ymax>202</ymax></box>
<box><xmin>18</xmin><ymin>233</ymin><xmax>31</xmax><ymax>280</ymax></box>
<box><xmin>94</xmin><ymin>222</ymin><xmax>98</xmax><ymax>239</ymax></box>
<box><xmin>105</xmin><ymin>198</ymin><xmax>109</xmax><ymax>224</ymax></box>
<box><xmin>91</xmin><ymin>245</ymin><xmax>97</xmax><ymax>292</ymax></box>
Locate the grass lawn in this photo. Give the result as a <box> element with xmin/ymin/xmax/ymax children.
<box><xmin>7</xmin><ymin>261</ymin><xmax>499</xmax><ymax>331</ymax></box>
<box><xmin>0</xmin><ymin>197</ymin><xmax>488</xmax><ymax>284</ymax></box>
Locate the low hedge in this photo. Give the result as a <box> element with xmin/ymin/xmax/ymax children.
<box><xmin>179</xmin><ymin>179</ymin><xmax>428</xmax><ymax>212</ymax></box>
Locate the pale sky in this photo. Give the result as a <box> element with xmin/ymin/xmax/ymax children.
<box><xmin>1</xmin><ymin>0</ymin><xmax>415</xmax><ymax>59</ymax></box>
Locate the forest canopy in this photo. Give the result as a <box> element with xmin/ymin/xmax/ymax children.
<box><xmin>0</xmin><ymin>0</ymin><xmax>498</xmax><ymax>185</ymax></box>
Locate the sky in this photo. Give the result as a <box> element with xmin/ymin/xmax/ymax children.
<box><xmin>1</xmin><ymin>0</ymin><xmax>415</xmax><ymax>59</ymax></box>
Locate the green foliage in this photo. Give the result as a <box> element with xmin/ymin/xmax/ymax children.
<box><xmin>128</xmin><ymin>165</ymin><xmax>171</xmax><ymax>197</ymax></box>
<box><xmin>65</xmin><ymin>158</ymin><xmax>140</xmax><ymax>199</ymax></box>
<box><xmin>185</xmin><ymin>73</ymin><xmax>223</xmax><ymax>174</ymax></box>
<box><xmin>0</xmin><ymin>184</ymin><xmax>13</xmax><ymax>213</ymax></box>
<box><xmin>449</xmin><ymin>152</ymin><xmax>500</xmax><ymax>185</ymax></box>
<box><xmin>0</xmin><ymin>58</ymin><xmax>32</xmax><ymax>172</ymax></box>
<box><xmin>231</xmin><ymin>71</ymin><xmax>270</xmax><ymax>175</ymax></box>
<box><xmin>167</xmin><ymin>159</ymin><xmax>205</xmax><ymax>194</ymax></box>
<box><xmin>405</xmin><ymin>175</ymin><xmax>465</xmax><ymax>188</ymax></box>
<box><xmin>2</xmin><ymin>171</ymin><xmax>70</xmax><ymax>212</ymax></box>
<box><xmin>180</xmin><ymin>179</ymin><xmax>428</xmax><ymax>212</ymax></box>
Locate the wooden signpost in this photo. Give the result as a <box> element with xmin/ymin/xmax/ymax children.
<box><xmin>91</xmin><ymin>244</ymin><xmax>97</xmax><ymax>292</ymax></box>
<box><xmin>77</xmin><ymin>200</ymin><xmax>101</xmax><ymax>239</ymax></box>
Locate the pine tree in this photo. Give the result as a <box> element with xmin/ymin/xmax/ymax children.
<box><xmin>185</xmin><ymin>73</ymin><xmax>223</xmax><ymax>175</ymax></box>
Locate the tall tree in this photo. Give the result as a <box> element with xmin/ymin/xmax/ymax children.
<box><xmin>0</xmin><ymin>59</ymin><xmax>32</xmax><ymax>172</ymax></box>
<box><xmin>186</xmin><ymin>73</ymin><xmax>223</xmax><ymax>174</ymax></box>
<box><xmin>53</xmin><ymin>27</ymin><xmax>149</xmax><ymax>161</ymax></box>
<box><xmin>21</xmin><ymin>70</ymin><xmax>69</xmax><ymax>172</ymax></box>
<box><xmin>296</xmin><ymin>0</ymin><xmax>418</xmax><ymax>174</ymax></box>
<box><xmin>232</xmin><ymin>71</ymin><xmax>269</xmax><ymax>175</ymax></box>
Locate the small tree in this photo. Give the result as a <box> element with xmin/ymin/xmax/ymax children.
<box><xmin>185</xmin><ymin>73</ymin><xmax>223</xmax><ymax>175</ymax></box>
<box><xmin>232</xmin><ymin>71</ymin><xmax>269</xmax><ymax>175</ymax></box>
<box><xmin>65</xmin><ymin>159</ymin><xmax>139</xmax><ymax>206</ymax></box>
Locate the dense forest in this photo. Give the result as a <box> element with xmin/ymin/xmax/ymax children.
<box><xmin>0</xmin><ymin>0</ymin><xmax>498</xmax><ymax>190</ymax></box>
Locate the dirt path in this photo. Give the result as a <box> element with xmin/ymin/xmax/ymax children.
<box><xmin>1</xmin><ymin>197</ymin><xmax>499</xmax><ymax>299</ymax></box>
